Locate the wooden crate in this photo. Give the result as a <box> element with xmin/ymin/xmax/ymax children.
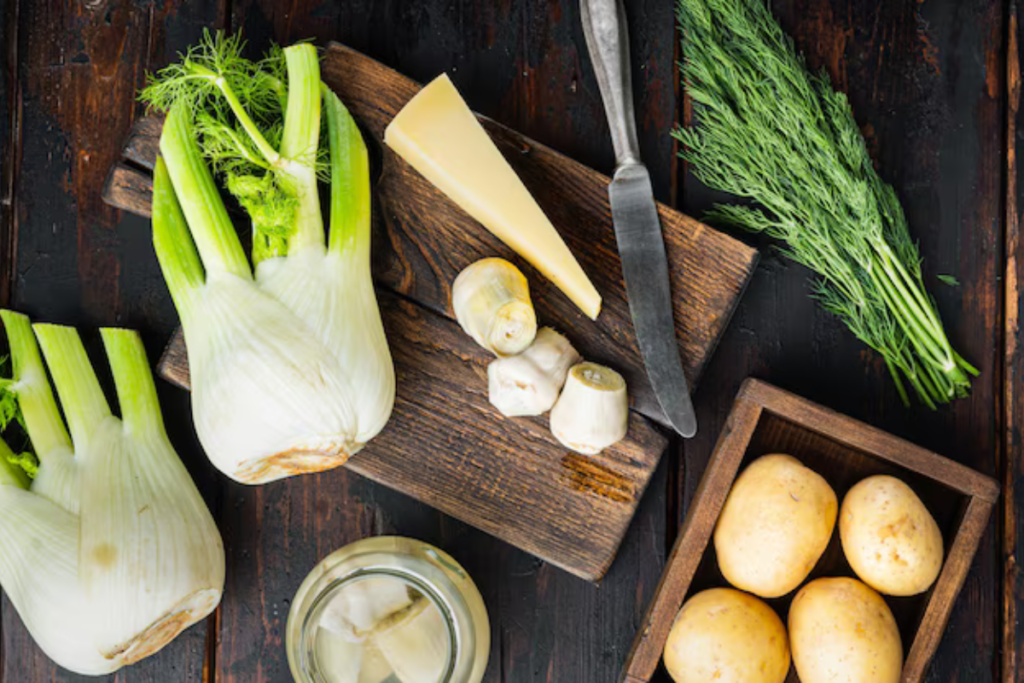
<box><xmin>621</xmin><ymin>378</ymin><xmax>1000</xmax><ymax>683</ymax></box>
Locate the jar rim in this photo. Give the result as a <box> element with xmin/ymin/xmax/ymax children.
<box><xmin>286</xmin><ymin>537</ymin><xmax>489</xmax><ymax>683</ymax></box>
<box><xmin>297</xmin><ymin>568</ymin><xmax>458</xmax><ymax>683</ymax></box>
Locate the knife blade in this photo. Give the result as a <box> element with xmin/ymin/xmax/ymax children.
<box><xmin>609</xmin><ymin>166</ymin><xmax>697</xmax><ymax>437</ymax></box>
<box><xmin>580</xmin><ymin>0</ymin><xmax>697</xmax><ymax>437</ymax></box>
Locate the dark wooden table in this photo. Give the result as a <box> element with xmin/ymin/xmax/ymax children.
<box><xmin>0</xmin><ymin>0</ymin><xmax>1016</xmax><ymax>681</ymax></box>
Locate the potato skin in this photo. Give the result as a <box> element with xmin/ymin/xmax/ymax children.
<box><xmin>714</xmin><ymin>454</ymin><xmax>837</xmax><ymax>598</ymax></box>
<box><xmin>789</xmin><ymin>577</ymin><xmax>903</xmax><ymax>683</ymax></box>
<box><xmin>663</xmin><ymin>588</ymin><xmax>790</xmax><ymax>683</ymax></box>
<box><xmin>839</xmin><ymin>475</ymin><xmax>943</xmax><ymax>596</ymax></box>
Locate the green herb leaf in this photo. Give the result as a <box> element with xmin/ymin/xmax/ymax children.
<box><xmin>937</xmin><ymin>274</ymin><xmax>960</xmax><ymax>287</ymax></box>
<box><xmin>676</xmin><ymin>0</ymin><xmax>973</xmax><ymax>406</ymax></box>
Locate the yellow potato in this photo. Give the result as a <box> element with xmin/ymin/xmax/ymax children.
<box><xmin>839</xmin><ymin>475</ymin><xmax>943</xmax><ymax>596</ymax></box>
<box><xmin>663</xmin><ymin>588</ymin><xmax>789</xmax><ymax>683</ymax></box>
<box><xmin>714</xmin><ymin>454</ymin><xmax>837</xmax><ymax>597</ymax></box>
<box><xmin>789</xmin><ymin>577</ymin><xmax>902</xmax><ymax>683</ymax></box>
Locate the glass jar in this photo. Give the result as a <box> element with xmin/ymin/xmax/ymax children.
<box><xmin>286</xmin><ymin>536</ymin><xmax>490</xmax><ymax>683</ymax></box>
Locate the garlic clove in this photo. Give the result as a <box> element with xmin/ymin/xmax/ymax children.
<box><xmin>549</xmin><ymin>362</ymin><xmax>629</xmax><ymax>454</ymax></box>
<box><xmin>487</xmin><ymin>328</ymin><xmax>581</xmax><ymax>417</ymax></box>
<box><xmin>319</xmin><ymin>577</ymin><xmax>414</xmax><ymax>642</ymax></box>
<box><xmin>371</xmin><ymin>597</ymin><xmax>449</xmax><ymax>683</ymax></box>
<box><xmin>452</xmin><ymin>258</ymin><xmax>537</xmax><ymax>356</ymax></box>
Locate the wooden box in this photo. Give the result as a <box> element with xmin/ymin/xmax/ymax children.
<box><xmin>621</xmin><ymin>379</ymin><xmax>999</xmax><ymax>683</ymax></box>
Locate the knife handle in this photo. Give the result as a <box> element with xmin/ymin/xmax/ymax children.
<box><xmin>580</xmin><ymin>0</ymin><xmax>642</xmax><ymax>170</ymax></box>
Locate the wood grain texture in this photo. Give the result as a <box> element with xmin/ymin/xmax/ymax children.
<box><xmin>625</xmin><ymin>379</ymin><xmax>998</xmax><ymax>683</ymax></box>
<box><xmin>158</xmin><ymin>288</ymin><xmax>669</xmax><ymax>581</ymax></box>
<box><xmin>677</xmin><ymin>0</ymin><xmax>1005</xmax><ymax>681</ymax></box>
<box><xmin>1006</xmin><ymin>4</ymin><xmax>1022</xmax><ymax>683</ymax></box>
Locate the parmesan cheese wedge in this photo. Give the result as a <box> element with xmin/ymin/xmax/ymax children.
<box><xmin>384</xmin><ymin>74</ymin><xmax>602</xmax><ymax>319</ymax></box>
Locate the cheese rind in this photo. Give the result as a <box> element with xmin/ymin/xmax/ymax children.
<box><xmin>384</xmin><ymin>74</ymin><xmax>602</xmax><ymax>319</ymax></box>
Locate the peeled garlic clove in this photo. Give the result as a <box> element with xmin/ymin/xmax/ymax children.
<box><xmin>452</xmin><ymin>258</ymin><xmax>537</xmax><ymax>356</ymax></box>
<box><xmin>487</xmin><ymin>328</ymin><xmax>581</xmax><ymax>417</ymax></box>
<box><xmin>319</xmin><ymin>578</ymin><xmax>414</xmax><ymax>641</ymax></box>
<box><xmin>550</xmin><ymin>362</ymin><xmax>629</xmax><ymax>454</ymax></box>
<box><xmin>372</xmin><ymin>597</ymin><xmax>449</xmax><ymax>683</ymax></box>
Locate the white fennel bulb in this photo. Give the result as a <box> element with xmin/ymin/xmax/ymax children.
<box><xmin>146</xmin><ymin>37</ymin><xmax>395</xmax><ymax>483</ymax></box>
<box><xmin>0</xmin><ymin>311</ymin><xmax>224</xmax><ymax>675</ymax></box>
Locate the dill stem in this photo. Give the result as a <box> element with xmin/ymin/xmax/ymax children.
<box><xmin>917</xmin><ymin>362</ymin><xmax>943</xmax><ymax>406</ymax></box>
<box><xmin>874</xmin><ymin>241</ymin><xmax>950</xmax><ymax>348</ymax></box>
<box><xmin>955</xmin><ymin>351</ymin><xmax>980</xmax><ymax>377</ymax></box>
<box><xmin>876</xmin><ymin>255</ymin><xmax>949</xmax><ymax>359</ymax></box>
<box><xmin>883</xmin><ymin>354</ymin><xmax>911</xmax><ymax>407</ymax></box>
<box><xmin>904</xmin><ymin>364</ymin><xmax>937</xmax><ymax>410</ymax></box>
<box><xmin>869</xmin><ymin>264</ymin><xmax>951</xmax><ymax>371</ymax></box>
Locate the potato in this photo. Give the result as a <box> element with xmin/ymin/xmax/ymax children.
<box><xmin>714</xmin><ymin>454</ymin><xmax>837</xmax><ymax>597</ymax></box>
<box><xmin>663</xmin><ymin>588</ymin><xmax>789</xmax><ymax>683</ymax></box>
<box><xmin>789</xmin><ymin>577</ymin><xmax>902</xmax><ymax>683</ymax></box>
<box><xmin>839</xmin><ymin>475</ymin><xmax>943</xmax><ymax>596</ymax></box>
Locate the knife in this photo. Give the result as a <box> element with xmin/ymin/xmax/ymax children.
<box><xmin>580</xmin><ymin>0</ymin><xmax>698</xmax><ymax>438</ymax></box>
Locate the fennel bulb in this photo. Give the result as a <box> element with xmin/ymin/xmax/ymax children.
<box><xmin>143</xmin><ymin>33</ymin><xmax>395</xmax><ymax>483</ymax></box>
<box><xmin>0</xmin><ymin>311</ymin><xmax>224</xmax><ymax>675</ymax></box>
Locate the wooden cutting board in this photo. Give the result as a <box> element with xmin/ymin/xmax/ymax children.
<box><xmin>102</xmin><ymin>43</ymin><xmax>758</xmax><ymax>581</ymax></box>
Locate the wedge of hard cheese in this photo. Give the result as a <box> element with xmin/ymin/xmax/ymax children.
<box><xmin>384</xmin><ymin>74</ymin><xmax>602</xmax><ymax>320</ymax></box>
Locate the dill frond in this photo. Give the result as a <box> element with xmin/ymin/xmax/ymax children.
<box><xmin>676</xmin><ymin>0</ymin><xmax>974</xmax><ymax>406</ymax></box>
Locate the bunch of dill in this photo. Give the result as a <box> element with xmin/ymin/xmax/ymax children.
<box><xmin>674</xmin><ymin>0</ymin><xmax>976</xmax><ymax>406</ymax></box>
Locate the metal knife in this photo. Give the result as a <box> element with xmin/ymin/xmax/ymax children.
<box><xmin>580</xmin><ymin>0</ymin><xmax>698</xmax><ymax>438</ymax></box>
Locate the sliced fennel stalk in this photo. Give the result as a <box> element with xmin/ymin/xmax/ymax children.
<box><xmin>147</xmin><ymin>37</ymin><xmax>395</xmax><ymax>483</ymax></box>
<box><xmin>0</xmin><ymin>311</ymin><xmax>224</xmax><ymax>675</ymax></box>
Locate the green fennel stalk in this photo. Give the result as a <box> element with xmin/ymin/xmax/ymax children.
<box><xmin>674</xmin><ymin>0</ymin><xmax>976</xmax><ymax>407</ymax></box>
<box><xmin>141</xmin><ymin>31</ymin><xmax>326</xmax><ymax>265</ymax></box>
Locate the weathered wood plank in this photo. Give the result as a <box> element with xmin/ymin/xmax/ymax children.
<box><xmin>0</xmin><ymin>0</ymin><xmax>17</xmax><ymax>311</ymax></box>
<box><xmin>1005</xmin><ymin>4</ymin><xmax>1022</xmax><ymax>683</ymax></box>
<box><xmin>677</xmin><ymin>1</ymin><xmax>1004</xmax><ymax>682</ymax></box>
